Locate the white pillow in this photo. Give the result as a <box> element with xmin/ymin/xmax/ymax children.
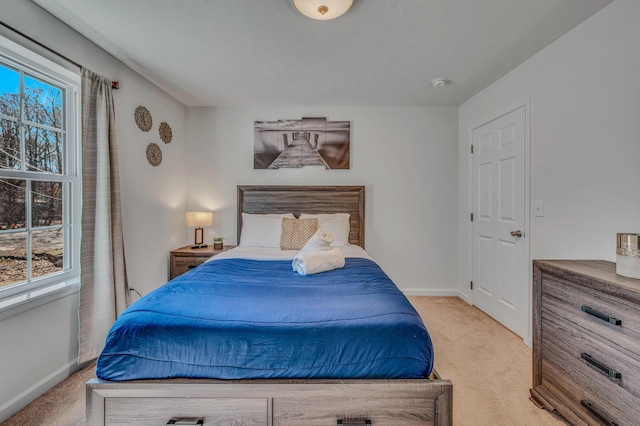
<box><xmin>299</xmin><ymin>213</ymin><xmax>350</xmax><ymax>246</ymax></box>
<box><xmin>240</xmin><ymin>213</ymin><xmax>295</xmax><ymax>247</ymax></box>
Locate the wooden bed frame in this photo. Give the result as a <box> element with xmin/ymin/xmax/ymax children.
<box><xmin>237</xmin><ymin>185</ymin><xmax>365</xmax><ymax>247</ymax></box>
<box><xmin>87</xmin><ymin>185</ymin><xmax>452</xmax><ymax>425</ymax></box>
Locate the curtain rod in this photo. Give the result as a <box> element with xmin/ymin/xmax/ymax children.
<box><xmin>0</xmin><ymin>20</ymin><xmax>119</xmax><ymax>90</ymax></box>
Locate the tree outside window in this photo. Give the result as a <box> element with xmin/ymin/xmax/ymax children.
<box><xmin>0</xmin><ymin>62</ymin><xmax>74</xmax><ymax>290</ymax></box>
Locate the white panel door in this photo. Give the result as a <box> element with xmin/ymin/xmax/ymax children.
<box><xmin>472</xmin><ymin>106</ymin><xmax>527</xmax><ymax>337</ymax></box>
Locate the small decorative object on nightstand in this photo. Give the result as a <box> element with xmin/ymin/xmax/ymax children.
<box><xmin>169</xmin><ymin>244</ymin><xmax>235</xmax><ymax>280</ymax></box>
<box><xmin>213</xmin><ymin>237</ymin><xmax>224</xmax><ymax>250</ymax></box>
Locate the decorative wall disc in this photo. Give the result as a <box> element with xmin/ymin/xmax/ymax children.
<box><xmin>159</xmin><ymin>121</ymin><xmax>173</xmax><ymax>144</ymax></box>
<box><xmin>134</xmin><ymin>106</ymin><xmax>152</xmax><ymax>132</ymax></box>
<box><xmin>146</xmin><ymin>143</ymin><xmax>162</xmax><ymax>166</ymax></box>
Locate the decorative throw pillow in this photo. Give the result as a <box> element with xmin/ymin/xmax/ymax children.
<box><xmin>280</xmin><ymin>218</ymin><xmax>318</xmax><ymax>250</ymax></box>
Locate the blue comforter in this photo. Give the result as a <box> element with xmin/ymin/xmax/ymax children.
<box><xmin>96</xmin><ymin>257</ymin><xmax>434</xmax><ymax>380</ymax></box>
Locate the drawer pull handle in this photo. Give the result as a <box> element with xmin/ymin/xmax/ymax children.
<box><xmin>337</xmin><ymin>420</ymin><xmax>371</xmax><ymax>425</ymax></box>
<box><xmin>188</xmin><ymin>265</ymin><xmax>197</xmax><ymax>269</ymax></box>
<box><xmin>581</xmin><ymin>353</ymin><xmax>622</xmax><ymax>380</ymax></box>
<box><xmin>167</xmin><ymin>417</ymin><xmax>204</xmax><ymax>425</ymax></box>
<box><xmin>581</xmin><ymin>400</ymin><xmax>618</xmax><ymax>426</ymax></box>
<box><xmin>581</xmin><ymin>306</ymin><xmax>622</xmax><ymax>326</ymax></box>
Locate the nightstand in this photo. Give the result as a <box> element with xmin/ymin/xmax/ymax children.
<box><xmin>169</xmin><ymin>245</ymin><xmax>235</xmax><ymax>280</ymax></box>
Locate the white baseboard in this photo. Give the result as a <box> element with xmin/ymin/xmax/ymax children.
<box><xmin>0</xmin><ymin>358</ymin><xmax>79</xmax><ymax>423</ymax></box>
<box><xmin>401</xmin><ymin>288</ymin><xmax>462</xmax><ymax>297</ymax></box>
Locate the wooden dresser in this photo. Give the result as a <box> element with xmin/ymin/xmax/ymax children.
<box><xmin>531</xmin><ymin>260</ymin><xmax>640</xmax><ymax>425</ymax></box>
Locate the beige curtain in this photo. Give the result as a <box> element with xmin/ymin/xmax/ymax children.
<box><xmin>78</xmin><ymin>68</ymin><xmax>129</xmax><ymax>364</ymax></box>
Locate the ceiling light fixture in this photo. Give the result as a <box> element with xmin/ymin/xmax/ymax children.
<box><xmin>431</xmin><ymin>78</ymin><xmax>449</xmax><ymax>88</ymax></box>
<box><xmin>294</xmin><ymin>0</ymin><xmax>354</xmax><ymax>20</ymax></box>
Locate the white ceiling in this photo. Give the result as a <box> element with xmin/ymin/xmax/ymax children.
<box><xmin>34</xmin><ymin>0</ymin><xmax>613</xmax><ymax>107</ymax></box>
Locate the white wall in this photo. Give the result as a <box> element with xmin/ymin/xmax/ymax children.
<box><xmin>458</xmin><ymin>0</ymin><xmax>640</xmax><ymax>303</ymax></box>
<box><xmin>186</xmin><ymin>107</ymin><xmax>459</xmax><ymax>294</ymax></box>
<box><xmin>0</xmin><ymin>1</ymin><xmax>187</xmax><ymax>420</ymax></box>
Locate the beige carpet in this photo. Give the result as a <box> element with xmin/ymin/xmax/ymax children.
<box><xmin>409</xmin><ymin>297</ymin><xmax>564</xmax><ymax>426</ymax></box>
<box><xmin>1</xmin><ymin>360</ymin><xmax>95</xmax><ymax>426</ymax></box>
<box><xmin>2</xmin><ymin>296</ymin><xmax>562</xmax><ymax>425</ymax></box>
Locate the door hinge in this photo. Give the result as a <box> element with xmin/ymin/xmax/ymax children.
<box><xmin>470</xmin><ymin>144</ymin><xmax>474</xmax><ymax>154</ymax></box>
<box><xmin>470</xmin><ymin>281</ymin><xmax>473</xmax><ymax>290</ymax></box>
<box><xmin>470</xmin><ymin>212</ymin><xmax>474</xmax><ymax>222</ymax></box>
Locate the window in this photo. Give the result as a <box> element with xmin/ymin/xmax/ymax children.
<box><xmin>0</xmin><ymin>35</ymin><xmax>81</xmax><ymax>310</ymax></box>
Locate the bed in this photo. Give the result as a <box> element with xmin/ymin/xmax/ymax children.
<box><xmin>87</xmin><ymin>185</ymin><xmax>453</xmax><ymax>425</ymax></box>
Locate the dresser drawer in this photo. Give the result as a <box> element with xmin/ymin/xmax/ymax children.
<box><xmin>533</xmin><ymin>261</ymin><xmax>640</xmax><ymax>425</ymax></box>
<box><xmin>542</xmin><ymin>311</ymin><xmax>640</xmax><ymax>411</ymax></box>
<box><xmin>542</xmin><ymin>274</ymin><xmax>640</xmax><ymax>354</ymax></box>
<box><xmin>105</xmin><ymin>397</ymin><xmax>268</xmax><ymax>425</ymax></box>
<box><xmin>542</xmin><ymin>357</ymin><xmax>640</xmax><ymax>426</ymax></box>
<box><xmin>274</xmin><ymin>395</ymin><xmax>436</xmax><ymax>426</ymax></box>
<box><xmin>169</xmin><ymin>245</ymin><xmax>235</xmax><ymax>280</ymax></box>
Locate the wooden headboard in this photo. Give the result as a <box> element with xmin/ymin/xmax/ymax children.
<box><xmin>237</xmin><ymin>185</ymin><xmax>365</xmax><ymax>248</ymax></box>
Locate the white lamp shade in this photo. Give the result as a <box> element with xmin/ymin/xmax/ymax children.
<box><xmin>185</xmin><ymin>212</ymin><xmax>213</xmax><ymax>227</ymax></box>
<box><xmin>293</xmin><ymin>0</ymin><xmax>353</xmax><ymax>20</ymax></box>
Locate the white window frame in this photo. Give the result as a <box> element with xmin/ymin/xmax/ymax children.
<box><xmin>0</xmin><ymin>34</ymin><xmax>81</xmax><ymax>316</ymax></box>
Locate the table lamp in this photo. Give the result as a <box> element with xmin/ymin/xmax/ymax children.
<box><xmin>186</xmin><ymin>212</ymin><xmax>213</xmax><ymax>249</ymax></box>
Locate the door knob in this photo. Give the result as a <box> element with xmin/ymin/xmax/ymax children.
<box><xmin>511</xmin><ymin>230</ymin><xmax>523</xmax><ymax>238</ymax></box>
